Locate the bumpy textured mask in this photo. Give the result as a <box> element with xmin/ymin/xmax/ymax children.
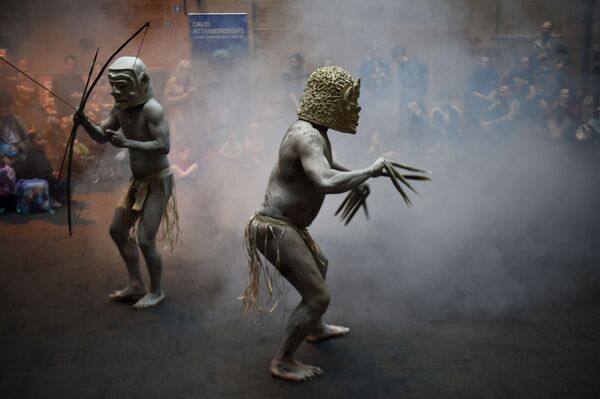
<box><xmin>297</xmin><ymin>66</ymin><xmax>361</xmax><ymax>134</ymax></box>
<box><xmin>108</xmin><ymin>56</ymin><xmax>153</xmax><ymax>109</ymax></box>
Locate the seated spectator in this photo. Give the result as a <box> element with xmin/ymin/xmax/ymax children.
<box><xmin>0</xmin><ymin>155</ymin><xmax>17</xmax><ymax>213</ymax></box>
<box><xmin>574</xmin><ymin>114</ymin><xmax>600</xmax><ymax>142</ymax></box>
<box><xmin>41</xmin><ymin>116</ymin><xmax>64</xmax><ymax>167</ymax></box>
<box><xmin>540</xmin><ymin>87</ymin><xmax>582</xmax><ymax>140</ymax></box>
<box><xmin>51</xmin><ymin>55</ymin><xmax>83</xmax><ymax>119</ymax></box>
<box><xmin>502</xmin><ymin>56</ymin><xmax>534</xmax><ymax>101</ymax></box>
<box><xmin>430</xmin><ymin>90</ymin><xmax>463</xmax><ymax>138</ymax></box>
<box><xmin>218</xmin><ymin>131</ymin><xmax>243</xmax><ymax>159</ymax></box>
<box><xmin>243</xmin><ymin>122</ymin><xmax>265</xmax><ymax>166</ymax></box>
<box><xmin>406</xmin><ymin>100</ymin><xmax>431</xmax><ymax>152</ymax></box>
<box><xmin>464</xmin><ymin>56</ymin><xmax>500</xmax><ymax>128</ymax></box>
<box><xmin>19</xmin><ymin>131</ymin><xmax>65</xmax><ymax>207</ymax></box>
<box><xmin>0</xmin><ymin>92</ymin><xmax>30</xmax><ymax>176</ymax></box>
<box><xmin>171</xmin><ymin>142</ymin><xmax>198</xmax><ymax>180</ymax></box>
<box><xmin>281</xmin><ymin>53</ymin><xmax>310</xmax><ymax>110</ymax></box>
<box><xmin>481</xmin><ymin>85</ymin><xmax>520</xmax><ymax>135</ymax></box>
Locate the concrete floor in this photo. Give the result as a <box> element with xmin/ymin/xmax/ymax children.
<box><xmin>1</xmin><ymin>140</ymin><xmax>600</xmax><ymax>399</ymax></box>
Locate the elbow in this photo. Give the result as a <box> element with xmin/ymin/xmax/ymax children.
<box><xmin>316</xmin><ymin>178</ymin><xmax>341</xmax><ymax>194</ymax></box>
<box><xmin>313</xmin><ymin>178</ymin><xmax>335</xmax><ymax>194</ymax></box>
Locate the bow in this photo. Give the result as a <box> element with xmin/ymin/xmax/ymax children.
<box><xmin>59</xmin><ymin>21</ymin><xmax>150</xmax><ymax>236</ymax></box>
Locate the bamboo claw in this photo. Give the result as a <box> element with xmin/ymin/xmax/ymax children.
<box><xmin>389</xmin><ymin>160</ymin><xmax>431</xmax><ymax>174</ymax></box>
<box><xmin>403</xmin><ymin>174</ymin><xmax>431</xmax><ymax>181</ymax></box>
<box><xmin>384</xmin><ymin>163</ymin><xmax>412</xmax><ymax>207</ymax></box>
<box><xmin>345</xmin><ymin>203</ymin><xmax>361</xmax><ymax>225</ymax></box>
<box><xmin>389</xmin><ymin>164</ymin><xmax>420</xmax><ymax>196</ymax></box>
<box><xmin>341</xmin><ymin>191</ymin><xmax>360</xmax><ymax>219</ymax></box>
<box><xmin>344</xmin><ymin>196</ymin><xmax>363</xmax><ymax>225</ymax></box>
<box><xmin>362</xmin><ymin>197</ymin><xmax>369</xmax><ymax>219</ymax></box>
<box><xmin>335</xmin><ymin>191</ymin><xmax>353</xmax><ymax>216</ymax></box>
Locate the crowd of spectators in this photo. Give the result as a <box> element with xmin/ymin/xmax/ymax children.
<box><xmin>357</xmin><ymin>19</ymin><xmax>599</xmax><ymax>157</ymax></box>
<box><xmin>0</xmin><ymin>53</ymin><xmax>107</xmax><ymax>214</ymax></box>
<box><xmin>1</xmin><ymin>18</ymin><xmax>599</xmax><ymax>214</ymax></box>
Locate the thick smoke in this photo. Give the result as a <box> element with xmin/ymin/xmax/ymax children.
<box><xmin>186</xmin><ymin>1</ymin><xmax>600</xmax><ymax>323</ymax></box>
<box><xmin>3</xmin><ymin>0</ymin><xmax>599</xmax><ymax>324</ymax></box>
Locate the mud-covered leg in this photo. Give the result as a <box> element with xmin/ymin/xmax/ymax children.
<box><xmin>305</xmin><ymin>251</ymin><xmax>350</xmax><ymax>343</ymax></box>
<box><xmin>109</xmin><ymin>207</ymin><xmax>145</xmax><ymax>301</ymax></box>
<box><xmin>255</xmin><ymin>224</ymin><xmax>329</xmax><ymax>381</ymax></box>
<box><xmin>133</xmin><ymin>185</ymin><xmax>168</xmax><ymax>309</ymax></box>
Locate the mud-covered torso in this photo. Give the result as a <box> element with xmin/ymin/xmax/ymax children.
<box><xmin>258</xmin><ymin>120</ymin><xmax>331</xmax><ymax>229</ymax></box>
<box><xmin>113</xmin><ymin>100</ymin><xmax>169</xmax><ymax>178</ymax></box>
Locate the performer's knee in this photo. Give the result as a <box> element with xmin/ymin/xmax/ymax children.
<box><xmin>307</xmin><ymin>291</ymin><xmax>330</xmax><ymax>315</ymax></box>
<box><xmin>137</xmin><ymin>230</ymin><xmax>156</xmax><ymax>251</ymax></box>
<box><xmin>109</xmin><ymin>220</ymin><xmax>127</xmax><ymax>244</ymax></box>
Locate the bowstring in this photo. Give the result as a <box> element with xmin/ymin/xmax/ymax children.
<box><xmin>131</xmin><ymin>23</ymin><xmax>149</xmax><ymax>77</ymax></box>
<box><xmin>73</xmin><ymin>24</ymin><xmax>149</xmax><ymax>230</ymax></box>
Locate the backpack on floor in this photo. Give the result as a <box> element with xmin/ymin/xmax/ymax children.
<box><xmin>16</xmin><ymin>178</ymin><xmax>51</xmax><ymax>214</ymax></box>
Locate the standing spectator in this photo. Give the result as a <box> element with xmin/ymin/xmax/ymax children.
<box><xmin>164</xmin><ymin>59</ymin><xmax>200</xmax><ymax>145</ymax></box>
<box><xmin>359</xmin><ymin>43</ymin><xmax>392</xmax><ymax>100</ymax></box>
<box><xmin>391</xmin><ymin>45</ymin><xmax>429</xmax><ymax>110</ymax></box>
<box><xmin>360</xmin><ymin>43</ymin><xmax>393</xmax><ymax>151</ymax></box>
<box><xmin>481</xmin><ymin>85</ymin><xmax>520</xmax><ymax>136</ymax></box>
<box><xmin>531</xmin><ymin>21</ymin><xmax>571</xmax><ymax>99</ymax></box>
<box><xmin>51</xmin><ymin>55</ymin><xmax>83</xmax><ymax>118</ymax></box>
<box><xmin>464</xmin><ymin>56</ymin><xmax>500</xmax><ymax>129</ymax></box>
<box><xmin>540</xmin><ymin>87</ymin><xmax>582</xmax><ymax>140</ymax></box>
<box><xmin>281</xmin><ymin>53</ymin><xmax>310</xmax><ymax>110</ymax></box>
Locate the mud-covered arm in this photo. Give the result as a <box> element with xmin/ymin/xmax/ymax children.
<box><xmin>75</xmin><ymin>110</ymin><xmax>118</xmax><ymax>144</ymax></box>
<box><xmin>108</xmin><ymin>101</ymin><xmax>170</xmax><ymax>154</ymax></box>
<box><xmin>298</xmin><ymin>133</ymin><xmax>378</xmax><ymax>194</ymax></box>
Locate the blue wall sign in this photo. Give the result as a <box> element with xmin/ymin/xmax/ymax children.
<box><xmin>188</xmin><ymin>13</ymin><xmax>248</xmax><ymax>59</ymax></box>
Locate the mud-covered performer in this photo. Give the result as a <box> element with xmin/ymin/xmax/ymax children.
<box><xmin>241</xmin><ymin>66</ymin><xmax>429</xmax><ymax>382</ymax></box>
<box><xmin>74</xmin><ymin>56</ymin><xmax>179</xmax><ymax>309</ymax></box>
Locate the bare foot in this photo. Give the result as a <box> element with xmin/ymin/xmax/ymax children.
<box><xmin>270</xmin><ymin>359</ymin><xmax>324</xmax><ymax>382</ymax></box>
<box><xmin>133</xmin><ymin>291</ymin><xmax>165</xmax><ymax>309</ymax></box>
<box><xmin>306</xmin><ymin>323</ymin><xmax>350</xmax><ymax>343</ymax></box>
<box><xmin>109</xmin><ymin>285</ymin><xmax>145</xmax><ymax>301</ymax></box>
